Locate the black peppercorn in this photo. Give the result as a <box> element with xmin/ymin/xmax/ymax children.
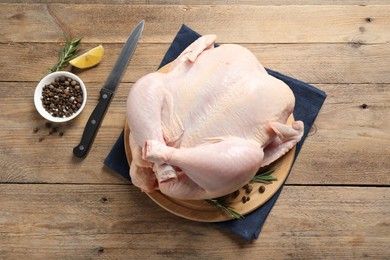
<box><xmin>259</xmin><ymin>185</ymin><xmax>266</xmax><ymax>193</ymax></box>
<box><xmin>245</xmin><ymin>184</ymin><xmax>253</xmax><ymax>194</ymax></box>
<box><xmin>241</xmin><ymin>196</ymin><xmax>250</xmax><ymax>203</ymax></box>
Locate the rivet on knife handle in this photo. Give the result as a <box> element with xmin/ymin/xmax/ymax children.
<box><xmin>73</xmin><ymin>89</ymin><xmax>113</xmax><ymax>158</ymax></box>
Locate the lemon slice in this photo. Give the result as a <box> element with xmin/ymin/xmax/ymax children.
<box><xmin>69</xmin><ymin>45</ymin><xmax>104</xmax><ymax>69</ymax></box>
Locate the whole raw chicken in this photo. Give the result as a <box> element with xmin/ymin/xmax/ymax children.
<box><xmin>126</xmin><ymin>35</ymin><xmax>304</xmax><ymax>200</ymax></box>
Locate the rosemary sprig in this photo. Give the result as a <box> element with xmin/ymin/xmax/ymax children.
<box><xmin>50</xmin><ymin>34</ymin><xmax>83</xmax><ymax>73</ymax></box>
<box><xmin>250</xmin><ymin>169</ymin><xmax>277</xmax><ymax>184</ymax></box>
<box><xmin>205</xmin><ymin>199</ymin><xmax>244</xmax><ymax>220</ymax></box>
<box><xmin>206</xmin><ymin>168</ymin><xmax>277</xmax><ymax>220</ymax></box>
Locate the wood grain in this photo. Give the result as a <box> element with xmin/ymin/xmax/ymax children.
<box><xmin>0</xmin><ymin>184</ymin><xmax>388</xmax><ymax>259</ymax></box>
<box><xmin>2</xmin><ymin>0</ymin><xmax>390</xmax><ymax>5</ymax></box>
<box><xmin>288</xmin><ymin>83</ymin><xmax>390</xmax><ymax>185</ymax></box>
<box><xmin>2</xmin><ymin>43</ymin><xmax>390</xmax><ymax>84</ymax></box>
<box><xmin>1</xmin><ymin>80</ymin><xmax>388</xmax><ymax>184</ymax></box>
<box><xmin>1</xmin><ymin>4</ymin><xmax>389</xmax><ymax>44</ymax></box>
<box><xmin>0</xmin><ymin>82</ymin><xmax>390</xmax><ymax>185</ymax></box>
<box><xmin>0</xmin><ymin>2</ymin><xmax>389</xmax><ymax>258</ymax></box>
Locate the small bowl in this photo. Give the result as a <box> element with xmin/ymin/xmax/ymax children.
<box><xmin>34</xmin><ymin>71</ymin><xmax>87</xmax><ymax>123</ymax></box>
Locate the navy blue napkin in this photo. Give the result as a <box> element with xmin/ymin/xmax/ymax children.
<box><xmin>104</xmin><ymin>25</ymin><xmax>327</xmax><ymax>240</ymax></box>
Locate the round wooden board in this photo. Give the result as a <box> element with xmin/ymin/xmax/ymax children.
<box><xmin>124</xmin><ymin>63</ymin><xmax>296</xmax><ymax>222</ymax></box>
<box><xmin>124</xmin><ymin>117</ymin><xmax>295</xmax><ymax>222</ymax></box>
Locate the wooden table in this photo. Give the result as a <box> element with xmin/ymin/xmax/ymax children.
<box><xmin>1</xmin><ymin>1</ymin><xmax>389</xmax><ymax>259</ymax></box>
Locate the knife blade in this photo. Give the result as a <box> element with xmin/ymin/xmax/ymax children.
<box><xmin>73</xmin><ymin>20</ymin><xmax>145</xmax><ymax>158</ymax></box>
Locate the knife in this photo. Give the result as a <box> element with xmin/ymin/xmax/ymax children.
<box><xmin>73</xmin><ymin>20</ymin><xmax>145</xmax><ymax>158</ymax></box>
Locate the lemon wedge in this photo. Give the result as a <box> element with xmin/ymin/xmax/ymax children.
<box><xmin>69</xmin><ymin>45</ymin><xmax>104</xmax><ymax>69</ymax></box>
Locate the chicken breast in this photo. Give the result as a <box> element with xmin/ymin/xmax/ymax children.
<box><xmin>126</xmin><ymin>35</ymin><xmax>304</xmax><ymax>200</ymax></box>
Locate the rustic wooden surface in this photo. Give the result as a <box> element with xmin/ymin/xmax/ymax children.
<box><xmin>0</xmin><ymin>1</ymin><xmax>389</xmax><ymax>259</ymax></box>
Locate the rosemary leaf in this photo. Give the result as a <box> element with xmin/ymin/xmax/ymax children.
<box><xmin>50</xmin><ymin>34</ymin><xmax>83</xmax><ymax>73</ymax></box>
<box><xmin>250</xmin><ymin>178</ymin><xmax>276</xmax><ymax>184</ymax></box>
<box><xmin>257</xmin><ymin>169</ymin><xmax>275</xmax><ymax>176</ymax></box>
<box><xmin>205</xmin><ymin>168</ymin><xmax>278</xmax><ymax>220</ymax></box>
<box><xmin>250</xmin><ymin>168</ymin><xmax>277</xmax><ymax>184</ymax></box>
<box><xmin>205</xmin><ymin>199</ymin><xmax>244</xmax><ymax>220</ymax></box>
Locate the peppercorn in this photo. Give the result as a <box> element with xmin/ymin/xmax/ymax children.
<box><xmin>244</xmin><ymin>184</ymin><xmax>253</xmax><ymax>194</ymax></box>
<box><xmin>241</xmin><ymin>196</ymin><xmax>250</xmax><ymax>204</ymax></box>
<box><xmin>259</xmin><ymin>185</ymin><xmax>266</xmax><ymax>193</ymax></box>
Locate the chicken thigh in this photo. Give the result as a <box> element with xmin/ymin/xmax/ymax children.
<box><xmin>126</xmin><ymin>35</ymin><xmax>304</xmax><ymax>200</ymax></box>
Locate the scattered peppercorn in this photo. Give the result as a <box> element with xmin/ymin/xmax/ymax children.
<box><xmin>34</xmin><ymin>123</ymin><xmax>66</xmax><ymax>141</ymax></box>
<box><xmin>241</xmin><ymin>196</ymin><xmax>250</xmax><ymax>204</ymax></box>
<box><xmin>244</xmin><ymin>184</ymin><xmax>253</xmax><ymax>194</ymax></box>
<box><xmin>259</xmin><ymin>185</ymin><xmax>266</xmax><ymax>193</ymax></box>
<box><xmin>41</xmin><ymin>76</ymin><xmax>83</xmax><ymax>118</ymax></box>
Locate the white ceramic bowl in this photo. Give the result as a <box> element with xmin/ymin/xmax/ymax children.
<box><xmin>34</xmin><ymin>71</ymin><xmax>87</xmax><ymax>123</ymax></box>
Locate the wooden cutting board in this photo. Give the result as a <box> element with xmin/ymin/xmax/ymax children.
<box><xmin>124</xmin><ymin>121</ymin><xmax>296</xmax><ymax>222</ymax></box>
<box><xmin>123</xmin><ymin>64</ymin><xmax>296</xmax><ymax>222</ymax></box>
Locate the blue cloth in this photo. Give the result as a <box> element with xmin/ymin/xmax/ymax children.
<box><xmin>104</xmin><ymin>25</ymin><xmax>327</xmax><ymax>240</ymax></box>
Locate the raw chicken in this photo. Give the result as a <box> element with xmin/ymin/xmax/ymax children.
<box><xmin>126</xmin><ymin>35</ymin><xmax>304</xmax><ymax>200</ymax></box>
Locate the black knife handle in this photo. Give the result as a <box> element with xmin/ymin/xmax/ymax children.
<box><xmin>73</xmin><ymin>88</ymin><xmax>113</xmax><ymax>158</ymax></box>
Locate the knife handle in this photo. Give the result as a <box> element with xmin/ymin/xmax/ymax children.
<box><xmin>73</xmin><ymin>88</ymin><xmax>113</xmax><ymax>158</ymax></box>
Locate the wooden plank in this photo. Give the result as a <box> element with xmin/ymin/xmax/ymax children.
<box><xmin>0</xmin><ymin>81</ymin><xmax>388</xmax><ymax>185</ymax></box>
<box><xmin>0</xmin><ymin>184</ymin><xmax>388</xmax><ymax>258</ymax></box>
<box><xmin>0</xmin><ymin>1</ymin><xmax>388</xmax><ymax>258</ymax></box>
<box><xmin>1</xmin><ymin>4</ymin><xmax>389</xmax><ymax>44</ymax></box>
<box><xmin>2</xmin><ymin>0</ymin><xmax>390</xmax><ymax>5</ymax></box>
<box><xmin>0</xmin><ymin>43</ymin><xmax>166</xmax><ymax>83</ymax></box>
<box><xmin>0</xmin><ymin>4</ymin><xmax>64</xmax><ymax>43</ymax></box>
<box><xmin>0</xmin><ymin>86</ymin><xmax>129</xmax><ymax>183</ymax></box>
<box><xmin>287</xmin><ymin>83</ymin><xmax>390</xmax><ymax>185</ymax></box>
<box><xmin>2</xmin><ymin>42</ymin><xmax>390</xmax><ymax>84</ymax></box>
